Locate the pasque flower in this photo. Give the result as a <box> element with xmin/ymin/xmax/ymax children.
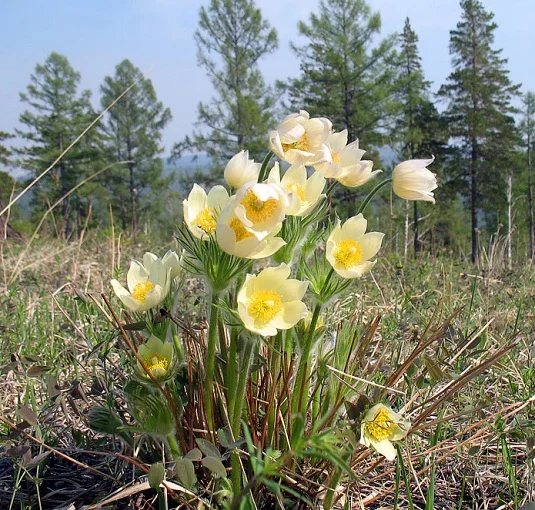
<box><xmin>143</xmin><ymin>250</ymin><xmax>181</xmax><ymax>280</ymax></box>
<box><xmin>392</xmin><ymin>157</ymin><xmax>437</xmax><ymax>202</ymax></box>
<box><xmin>224</xmin><ymin>150</ymin><xmax>261</xmax><ymax>189</ymax></box>
<box><xmin>314</xmin><ymin>130</ymin><xmax>381</xmax><ymax>187</ymax></box>
<box><xmin>216</xmin><ymin>201</ymin><xmax>286</xmax><ymax>259</ymax></box>
<box><xmin>110</xmin><ymin>253</ymin><xmax>170</xmax><ymax>312</ymax></box>
<box><xmin>137</xmin><ymin>335</ymin><xmax>174</xmax><ymax>381</ymax></box>
<box><xmin>326</xmin><ymin>214</ymin><xmax>384</xmax><ymax>279</ymax></box>
<box><xmin>237</xmin><ymin>264</ymin><xmax>309</xmax><ymax>336</ymax></box>
<box><xmin>233</xmin><ymin>181</ymin><xmax>288</xmax><ymax>238</ymax></box>
<box><xmin>268</xmin><ymin>162</ymin><xmax>325</xmax><ymax>216</ymax></box>
<box><xmin>360</xmin><ymin>403</ymin><xmax>410</xmax><ymax>461</ymax></box>
<box><xmin>269</xmin><ymin>110</ymin><xmax>332</xmax><ymax>166</ymax></box>
<box><xmin>183</xmin><ymin>184</ymin><xmax>230</xmax><ymax>239</ymax></box>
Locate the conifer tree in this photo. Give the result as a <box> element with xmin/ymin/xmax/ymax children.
<box><xmin>100</xmin><ymin>59</ymin><xmax>172</xmax><ymax>232</ymax></box>
<box><xmin>395</xmin><ymin>18</ymin><xmax>448</xmax><ymax>257</ymax></box>
<box><xmin>438</xmin><ymin>0</ymin><xmax>520</xmax><ymax>264</ymax></box>
<box><xmin>173</xmin><ymin>0</ymin><xmax>278</xmax><ymax>166</ymax></box>
<box><xmin>286</xmin><ymin>0</ymin><xmax>398</xmax><ymax>147</ymax></box>
<box><xmin>17</xmin><ymin>52</ymin><xmax>98</xmax><ymax>237</ymax></box>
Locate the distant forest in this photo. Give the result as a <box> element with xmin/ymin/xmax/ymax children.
<box><xmin>1</xmin><ymin>0</ymin><xmax>534</xmax><ymax>266</ymax></box>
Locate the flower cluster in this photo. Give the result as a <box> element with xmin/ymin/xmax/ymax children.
<box><xmin>108</xmin><ymin>108</ymin><xmax>435</xmax><ymax>463</ymax></box>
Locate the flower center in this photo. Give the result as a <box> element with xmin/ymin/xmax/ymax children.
<box><xmin>143</xmin><ymin>352</ymin><xmax>170</xmax><ymax>377</ymax></box>
<box><xmin>132</xmin><ymin>281</ymin><xmax>155</xmax><ymax>302</ymax></box>
<box><xmin>365</xmin><ymin>407</ymin><xmax>396</xmax><ymax>441</ymax></box>
<box><xmin>333</xmin><ymin>239</ymin><xmax>363</xmax><ymax>269</ymax></box>
<box><xmin>193</xmin><ymin>208</ymin><xmax>216</xmax><ymax>234</ymax></box>
<box><xmin>248</xmin><ymin>290</ymin><xmax>283</xmax><ymax>324</ymax></box>
<box><xmin>331</xmin><ymin>150</ymin><xmax>341</xmax><ymax>164</ymax></box>
<box><xmin>281</xmin><ymin>133</ymin><xmax>310</xmax><ymax>153</ymax></box>
<box><xmin>286</xmin><ymin>183</ymin><xmax>306</xmax><ymax>201</ymax></box>
<box><xmin>229</xmin><ymin>217</ymin><xmax>255</xmax><ymax>242</ymax></box>
<box><xmin>240</xmin><ymin>190</ymin><xmax>279</xmax><ymax>224</ymax></box>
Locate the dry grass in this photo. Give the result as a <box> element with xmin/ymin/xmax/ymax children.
<box><xmin>1</xmin><ymin>234</ymin><xmax>534</xmax><ymax>509</ymax></box>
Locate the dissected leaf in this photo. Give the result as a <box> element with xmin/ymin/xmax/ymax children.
<box><xmin>26</xmin><ymin>365</ymin><xmax>50</xmax><ymax>377</ymax></box>
<box><xmin>6</xmin><ymin>445</ymin><xmax>31</xmax><ymax>457</ymax></box>
<box><xmin>23</xmin><ymin>451</ymin><xmax>52</xmax><ymax>468</ymax></box>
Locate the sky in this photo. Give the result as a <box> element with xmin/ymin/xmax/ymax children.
<box><xmin>1</xmin><ymin>0</ymin><xmax>534</xmax><ymax>176</ymax></box>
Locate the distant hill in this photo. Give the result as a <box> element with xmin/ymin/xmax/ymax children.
<box><xmin>164</xmin><ymin>153</ymin><xmax>212</xmax><ymax>192</ymax></box>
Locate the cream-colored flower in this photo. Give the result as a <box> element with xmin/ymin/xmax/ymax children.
<box><xmin>326</xmin><ymin>214</ymin><xmax>384</xmax><ymax>279</ymax></box>
<box><xmin>360</xmin><ymin>403</ymin><xmax>410</xmax><ymax>461</ymax></box>
<box><xmin>216</xmin><ymin>202</ymin><xmax>286</xmax><ymax>259</ymax></box>
<box><xmin>233</xmin><ymin>182</ymin><xmax>287</xmax><ymax>238</ymax></box>
<box><xmin>392</xmin><ymin>157</ymin><xmax>437</xmax><ymax>202</ymax></box>
<box><xmin>137</xmin><ymin>335</ymin><xmax>174</xmax><ymax>381</ymax></box>
<box><xmin>268</xmin><ymin>162</ymin><xmax>325</xmax><ymax>216</ymax></box>
<box><xmin>183</xmin><ymin>184</ymin><xmax>230</xmax><ymax>239</ymax></box>
<box><xmin>110</xmin><ymin>255</ymin><xmax>170</xmax><ymax>312</ymax></box>
<box><xmin>315</xmin><ymin>131</ymin><xmax>381</xmax><ymax>187</ymax></box>
<box><xmin>224</xmin><ymin>150</ymin><xmax>261</xmax><ymax>189</ymax></box>
<box><xmin>143</xmin><ymin>250</ymin><xmax>181</xmax><ymax>280</ymax></box>
<box><xmin>237</xmin><ymin>264</ymin><xmax>309</xmax><ymax>336</ymax></box>
<box><xmin>269</xmin><ymin>110</ymin><xmax>332</xmax><ymax>166</ymax></box>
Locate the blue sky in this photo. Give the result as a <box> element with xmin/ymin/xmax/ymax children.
<box><xmin>1</xmin><ymin>0</ymin><xmax>534</xmax><ymax>171</ymax></box>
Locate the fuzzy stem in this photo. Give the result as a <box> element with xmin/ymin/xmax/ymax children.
<box><xmin>357</xmin><ymin>178</ymin><xmax>392</xmax><ymax>216</ymax></box>
<box><xmin>257</xmin><ymin>150</ymin><xmax>274</xmax><ymax>182</ymax></box>
<box><xmin>205</xmin><ymin>290</ymin><xmax>221</xmax><ymax>438</ymax></box>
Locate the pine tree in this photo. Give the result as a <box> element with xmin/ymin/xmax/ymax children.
<box><xmin>100</xmin><ymin>59</ymin><xmax>172</xmax><ymax>232</ymax></box>
<box><xmin>17</xmin><ymin>52</ymin><xmax>98</xmax><ymax>237</ymax></box>
<box><xmin>438</xmin><ymin>0</ymin><xmax>520</xmax><ymax>264</ymax></box>
<box><xmin>395</xmin><ymin>18</ymin><xmax>448</xmax><ymax>258</ymax></box>
<box><xmin>0</xmin><ymin>131</ymin><xmax>13</xmax><ymax>167</ymax></box>
<box><xmin>520</xmin><ymin>92</ymin><xmax>535</xmax><ymax>260</ymax></box>
<box><xmin>286</xmin><ymin>0</ymin><xmax>398</xmax><ymax>147</ymax></box>
<box><xmin>173</xmin><ymin>0</ymin><xmax>278</xmax><ymax>167</ymax></box>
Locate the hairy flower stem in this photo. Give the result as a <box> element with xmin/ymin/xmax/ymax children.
<box><xmin>267</xmin><ymin>331</ymin><xmax>283</xmax><ymax>443</ymax></box>
<box><xmin>231</xmin><ymin>339</ymin><xmax>255</xmax><ymax>496</ymax></box>
<box><xmin>357</xmin><ymin>178</ymin><xmax>392</xmax><ymax>216</ymax></box>
<box><xmin>205</xmin><ymin>290</ymin><xmax>221</xmax><ymax>439</ymax></box>
<box><xmin>167</xmin><ymin>434</ymin><xmax>181</xmax><ymax>460</ymax></box>
<box><xmin>292</xmin><ymin>303</ymin><xmax>322</xmax><ymax>420</ymax></box>
<box><xmin>226</xmin><ymin>328</ymin><xmax>239</xmax><ymax>421</ymax></box>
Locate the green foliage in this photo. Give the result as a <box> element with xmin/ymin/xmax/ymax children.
<box><xmin>172</xmin><ymin>0</ymin><xmax>278</xmax><ymax>167</ymax></box>
<box><xmin>17</xmin><ymin>52</ymin><xmax>104</xmax><ymax>237</ymax></box>
<box><xmin>438</xmin><ymin>0</ymin><xmax>520</xmax><ymax>263</ymax></box>
<box><xmin>285</xmin><ymin>0</ymin><xmax>398</xmax><ymax>147</ymax></box>
<box><xmin>100</xmin><ymin>59</ymin><xmax>172</xmax><ymax>232</ymax></box>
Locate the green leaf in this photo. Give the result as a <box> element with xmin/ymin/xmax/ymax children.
<box><xmin>148</xmin><ymin>462</ymin><xmax>165</xmax><ymax>489</ymax></box>
<box><xmin>196</xmin><ymin>438</ymin><xmax>220</xmax><ymax>458</ymax></box>
<box><xmin>185</xmin><ymin>448</ymin><xmax>202</xmax><ymax>461</ymax></box>
<box><xmin>175</xmin><ymin>457</ymin><xmax>197</xmax><ymax>489</ymax></box>
<box><xmin>201</xmin><ymin>456</ymin><xmax>227</xmax><ymax>478</ymax></box>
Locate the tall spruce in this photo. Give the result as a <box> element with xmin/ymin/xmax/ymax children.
<box><xmin>287</xmin><ymin>0</ymin><xmax>398</xmax><ymax>146</ymax></box>
<box><xmin>395</xmin><ymin>18</ymin><xmax>447</xmax><ymax>257</ymax></box>
<box><xmin>520</xmin><ymin>92</ymin><xmax>535</xmax><ymax>260</ymax></box>
<box><xmin>173</xmin><ymin>0</ymin><xmax>278</xmax><ymax>166</ymax></box>
<box><xmin>17</xmin><ymin>52</ymin><xmax>98</xmax><ymax>237</ymax></box>
<box><xmin>438</xmin><ymin>0</ymin><xmax>520</xmax><ymax>264</ymax></box>
<box><xmin>100</xmin><ymin>59</ymin><xmax>172</xmax><ymax>232</ymax></box>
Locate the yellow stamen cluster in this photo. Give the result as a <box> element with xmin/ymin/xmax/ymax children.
<box><xmin>193</xmin><ymin>208</ymin><xmax>216</xmax><ymax>234</ymax></box>
<box><xmin>240</xmin><ymin>190</ymin><xmax>279</xmax><ymax>223</ymax></box>
<box><xmin>143</xmin><ymin>353</ymin><xmax>170</xmax><ymax>374</ymax></box>
<box><xmin>331</xmin><ymin>150</ymin><xmax>341</xmax><ymax>164</ymax></box>
<box><xmin>286</xmin><ymin>183</ymin><xmax>306</xmax><ymax>201</ymax></box>
<box><xmin>248</xmin><ymin>290</ymin><xmax>283</xmax><ymax>323</ymax></box>
<box><xmin>281</xmin><ymin>133</ymin><xmax>310</xmax><ymax>153</ymax></box>
<box><xmin>229</xmin><ymin>217</ymin><xmax>255</xmax><ymax>242</ymax></box>
<box><xmin>365</xmin><ymin>407</ymin><xmax>396</xmax><ymax>441</ymax></box>
<box><xmin>333</xmin><ymin>240</ymin><xmax>363</xmax><ymax>269</ymax></box>
<box><xmin>132</xmin><ymin>281</ymin><xmax>155</xmax><ymax>302</ymax></box>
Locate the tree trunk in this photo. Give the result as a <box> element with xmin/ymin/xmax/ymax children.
<box><xmin>471</xmin><ymin>142</ymin><xmax>479</xmax><ymax>265</ymax></box>
<box><xmin>506</xmin><ymin>172</ymin><xmax>512</xmax><ymax>269</ymax></box>
<box><xmin>528</xmin><ymin>129</ymin><xmax>534</xmax><ymax>261</ymax></box>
